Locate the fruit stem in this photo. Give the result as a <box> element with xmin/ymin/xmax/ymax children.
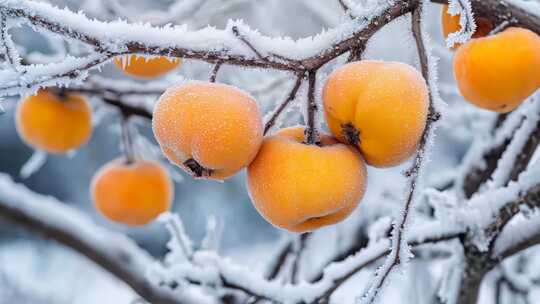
<box><xmin>342</xmin><ymin>122</ymin><xmax>360</xmax><ymax>147</ymax></box>
<box><xmin>183</xmin><ymin>159</ymin><xmax>213</xmax><ymax>178</ymax></box>
<box><xmin>209</xmin><ymin>62</ymin><xmax>222</xmax><ymax>83</ymax></box>
<box><xmin>121</xmin><ymin>115</ymin><xmax>135</xmax><ymax>165</ymax></box>
<box><xmin>304</xmin><ymin>71</ymin><xmax>321</xmax><ymax>146</ymax></box>
<box><xmin>56</xmin><ymin>88</ymin><xmax>69</xmax><ymax>102</ymax></box>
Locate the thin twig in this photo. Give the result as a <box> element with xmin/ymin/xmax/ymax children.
<box><xmin>101</xmin><ymin>96</ymin><xmax>153</xmax><ymax>120</ymax></box>
<box><xmin>231</xmin><ymin>25</ymin><xmax>265</xmax><ymax>60</ymax></box>
<box><xmin>304</xmin><ymin>71</ymin><xmax>320</xmax><ymax>145</ymax></box>
<box><xmin>120</xmin><ymin>115</ymin><xmax>135</xmax><ymax>164</ymax></box>
<box><xmin>0</xmin><ymin>12</ymin><xmax>17</xmax><ymax>69</ymax></box>
<box><xmin>209</xmin><ymin>62</ymin><xmax>222</xmax><ymax>83</ymax></box>
<box><xmin>264</xmin><ymin>75</ymin><xmax>303</xmax><ymax>134</ymax></box>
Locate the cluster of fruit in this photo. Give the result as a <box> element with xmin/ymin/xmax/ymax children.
<box><xmin>442</xmin><ymin>5</ymin><xmax>540</xmax><ymax>112</ymax></box>
<box><xmin>14</xmin><ymin>10</ymin><xmax>539</xmax><ymax>231</ymax></box>
<box><xmin>152</xmin><ymin>60</ymin><xmax>429</xmax><ymax>232</ymax></box>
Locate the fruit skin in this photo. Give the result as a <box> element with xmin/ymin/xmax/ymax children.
<box><xmin>441</xmin><ymin>4</ymin><xmax>492</xmax><ymax>48</ymax></box>
<box><xmin>91</xmin><ymin>159</ymin><xmax>173</xmax><ymax>226</ymax></box>
<box><xmin>114</xmin><ymin>55</ymin><xmax>181</xmax><ymax>78</ymax></box>
<box><xmin>247</xmin><ymin>127</ymin><xmax>367</xmax><ymax>233</ymax></box>
<box><xmin>152</xmin><ymin>82</ymin><xmax>263</xmax><ymax>180</ymax></box>
<box><xmin>323</xmin><ymin>60</ymin><xmax>429</xmax><ymax>168</ymax></box>
<box><xmin>16</xmin><ymin>89</ymin><xmax>92</xmax><ymax>154</ymax></box>
<box><xmin>454</xmin><ymin>27</ymin><xmax>540</xmax><ymax>113</ymax></box>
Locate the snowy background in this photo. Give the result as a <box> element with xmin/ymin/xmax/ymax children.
<box><xmin>0</xmin><ymin>0</ymin><xmax>530</xmax><ymax>303</ymax></box>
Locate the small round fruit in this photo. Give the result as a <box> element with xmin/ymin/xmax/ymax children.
<box><xmin>323</xmin><ymin>60</ymin><xmax>429</xmax><ymax>168</ymax></box>
<box><xmin>152</xmin><ymin>82</ymin><xmax>263</xmax><ymax>180</ymax></box>
<box><xmin>454</xmin><ymin>27</ymin><xmax>540</xmax><ymax>113</ymax></box>
<box><xmin>114</xmin><ymin>55</ymin><xmax>181</xmax><ymax>78</ymax></box>
<box><xmin>16</xmin><ymin>89</ymin><xmax>92</xmax><ymax>154</ymax></box>
<box><xmin>247</xmin><ymin>127</ymin><xmax>367</xmax><ymax>233</ymax></box>
<box><xmin>91</xmin><ymin>159</ymin><xmax>173</xmax><ymax>226</ymax></box>
<box><xmin>441</xmin><ymin>4</ymin><xmax>492</xmax><ymax>48</ymax></box>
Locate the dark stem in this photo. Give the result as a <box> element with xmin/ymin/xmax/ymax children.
<box><xmin>102</xmin><ymin>96</ymin><xmax>152</xmax><ymax>120</ymax></box>
<box><xmin>303</xmin><ymin>71</ymin><xmax>320</xmax><ymax>145</ymax></box>
<box><xmin>121</xmin><ymin>115</ymin><xmax>135</xmax><ymax>164</ymax></box>
<box><xmin>183</xmin><ymin>158</ymin><xmax>213</xmax><ymax>178</ymax></box>
<box><xmin>209</xmin><ymin>62</ymin><xmax>222</xmax><ymax>83</ymax></box>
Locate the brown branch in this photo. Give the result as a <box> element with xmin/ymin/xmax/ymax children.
<box><xmin>304</xmin><ymin>71</ymin><xmax>320</xmax><ymax>145</ymax></box>
<box><xmin>209</xmin><ymin>62</ymin><xmax>222</xmax><ymax>83</ymax></box>
<box><xmin>101</xmin><ymin>96</ymin><xmax>153</xmax><ymax>120</ymax></box>
<box><xmin>505</xmin><ymin>121</ymin><xmax>540</xmax><ymax>184</ymax></box>
<box><xmin>489</xmin><ymin>184</ymin><xmax>540</xmax><ymax>258</ymax></box>
<box><xmin>462</xmin><ymin>135</ymin><xmax>513</xmax><ymax>198</ymax></box>
<box><xmin>0</xmin><ymin>0</ymin><xmax>419</xmax><ymax>96</ymax></box>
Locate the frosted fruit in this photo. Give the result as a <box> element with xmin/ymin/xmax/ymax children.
<box><xmin>152</xmin><ymin>82</ymin><xmax>263</xmax><ymax>180</ymax></box>
<box><xmin>441</xmin><ymin>4</ymin><xmax>492</xmax><ymax>48</ymax></box>
<box><xmin>91</xmin><ymin>159</ymin><xmax>173</xmax><ymax>226</ymax></box>
<box><xmin>114</xmin><ymin>55</ymin><xmax>181</xmax><ymax>78</ymax></box>
<box><xmin>247</xmin><ymin>127</ymin><xmax>367</xmax><ymax>233</ymax></box>
<box><xmin>454</xmin><ymin>27</ymin><xmax>540</xmax><ymax>113</ymax></box>
<box><xmin>16</xmin><ymin>89</ymin><xmax>92</xmax><ymax>154</ymax></box>
<box><xmin>323</xmin><ymin>60</ymin><xmax>429</xmax><ymax>168</ymax></box>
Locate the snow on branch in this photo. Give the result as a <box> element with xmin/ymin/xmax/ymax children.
<box><xmin>0</xmin><ymin>173</ymin><xmax>196</xmax><ymax>304</ymax></box>
<box><xmin>458</xmin><ymin>96</ymin><xmax>540</xmax><ymax>198</ymax></box>
<box><xmin>154</xmin><ymin>219</ymin><xmax>462</xmax><ymax>304</ymax></box>
<box><xmin>0</xmin><ymin>171</ymin><xmax>463</xmax><ymax>304</ymax></box>
<box><xmin>0</xmin><ymin>0</ymin><xmax>416</xmax><ymax>97</ymax></box>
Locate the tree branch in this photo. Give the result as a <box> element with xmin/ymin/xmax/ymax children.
<box><xmin>0</xmin><ymin>174</ymin><xmax>187</xmax><ymax>304</ymax></box>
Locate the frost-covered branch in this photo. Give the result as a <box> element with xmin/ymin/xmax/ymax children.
<box><xmin>0</xmin><ymin>0</ymin><xmax>418</xmax><ymax>97</ymax></box>
<box><xmin>0</xmin><ymin>174</ymin><xmax>189</xmax><ymax>304</ymax></box>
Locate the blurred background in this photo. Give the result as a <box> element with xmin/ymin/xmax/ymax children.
<box><xmin>0</xmin><ymin>0</ymin><xmax>496</xmax><ymax>303</ymax></box>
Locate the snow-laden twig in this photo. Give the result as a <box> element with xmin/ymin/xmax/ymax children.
<box><xmin>457</xmin><ymin>98</ymin><xmax>538</xmax><ymax>198</ymax></box>
<box><xmin>158</xmin><ymin>220</ymin><xmax>462</xmax><ymax>304</ymax></box>
<box><xmin>0</xmin><ymin>13</ymin><xmax>20</xmax><ymax>70</ymax></box>
<box><xmin>488</xmin><ymin>98</ymin><xmax>540</xmax><ymax>189</ymax></box>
